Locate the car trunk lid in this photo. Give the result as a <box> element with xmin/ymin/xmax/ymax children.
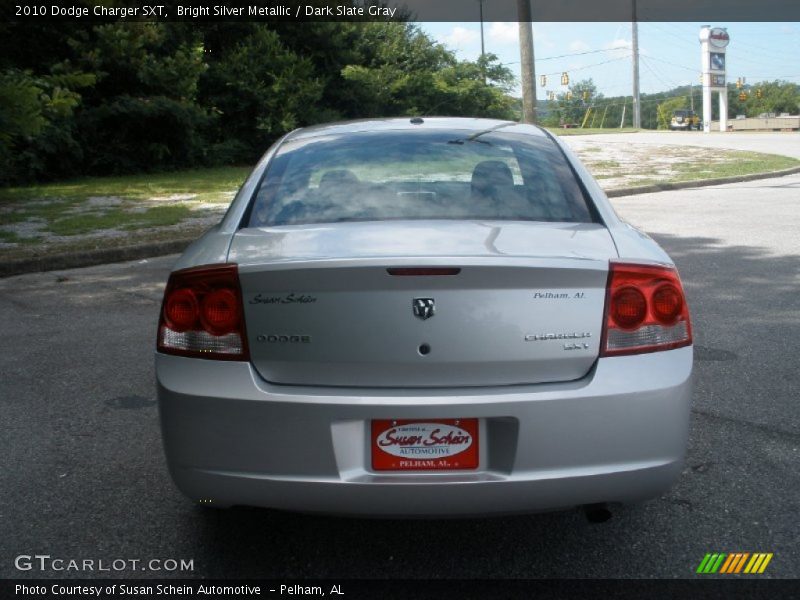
<box><xmin>229</xmin><ymin>221</ymin><xmax>616</xmax><ymax>387</ymax></box>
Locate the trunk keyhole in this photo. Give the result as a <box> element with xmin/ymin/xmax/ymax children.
<box><xmin>418</xmin><ymin>343</ymin><xmax>431</xmax><ymax>356</ymax></box>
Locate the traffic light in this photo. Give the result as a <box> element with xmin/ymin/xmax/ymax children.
<box><xmin>756</xmin><ymin>88</ymin><xmax>763</xmax><ymax>99</ymax></box>
<box><xmin>582</xmin><ymin>90</ymin><xmax>589</xmax><ymax>101</ymax></box>
<box><xmin>738</xmin><ymin>91</ymin><xmax>747</xmax><ymax>101</ymax></box>
<box><xmin>566</xmin><ymin>91</ymin><xmax>573</xmax><ymax>100</ymax></box>
<box><xmin>540</xmin><ymin>75</ymin><xmax>547</xmax><ymax>87</ymax></box>
<box><xmin>736</xmin><ymin>78</ymin><xmax>742</xmax><ymax>89</ymax></box>
<box><xmin>561</xmin><ymin>72</ymin><xmax>569</xmax><ymax>86</ymax></box>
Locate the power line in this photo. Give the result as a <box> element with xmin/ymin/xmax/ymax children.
<box><xmin>639</xmin><ymin>24</ymin><xmax>798</xmax><ymax>82</ymax></box>
<box><xmin>643</xmin><ymin>23</ymin><xmax>696</xmax><ymax>50</ymax></box>
<box><xmin>727</xmin><ymin>38</ymin><xmax>798</xmax><ymax>61</ymax></box>
<box><xmin>501</xmin><ymin>46</ymin><xmax>628</xmax><ymax>67</ymax></box>
<box><xmin>538</xmin><ymin>54</ymin><xmax>631</xmax><ymax>78</ymax></box>
<box><xmin>518</xmin><ymin>25</ymin><xmax>797</xmax><ymax>100</ymax></box>
<box><xmin>644</xmin><ymin>54</ymin><xmax>697</xmax><ymax>74</ymax></box>
<box><xmin>640</xmin><ymin>56</ymin><xmax>680</xmax><ymax>91</ymax></box>
<box><xmin>643</xmin><ymin>49</ymin><xmax>798</xmax><ymax>85</ymax></box>
<box><xmin>544</xmin><ymin>94</ymin><xmax>695</xmax><ymax>114</ymax></box>
<box><xmin>538</xmin><ymin>47</ymin><xmax>618</xmax><ymax>61</ymax></box>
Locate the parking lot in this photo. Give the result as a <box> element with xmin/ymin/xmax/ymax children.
<box><xmin>1</xmin><ymin>170</ymin><xmax>798</xmax><ymax>580</ymax></box>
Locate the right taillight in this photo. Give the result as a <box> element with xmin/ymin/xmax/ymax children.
<box><xmin>600</xmin><ymin>262</ymin><xmax>692</xmax><ymax>357</ymax></box>
<box><xmin>157</xmin><ymin>264</ymin><xmax>249</xmax><ymax>361</ymax></box>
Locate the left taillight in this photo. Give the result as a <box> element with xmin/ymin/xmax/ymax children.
<box><xmin>157</xmin><ymin>264</ymin><xmax>250</xmax><ymax>361</ymax></box>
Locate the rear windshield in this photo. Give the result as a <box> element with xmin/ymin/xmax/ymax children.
<box><xmin>247</xmin><ymin>129</ymin><xmax>596</xmax><ymax>227</ymax></box>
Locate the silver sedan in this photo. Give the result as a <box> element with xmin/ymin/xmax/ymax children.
<box><xmin>156</xmin><ymin>118</ymin><xmax>693</xmax><ymax>516</ymax></box>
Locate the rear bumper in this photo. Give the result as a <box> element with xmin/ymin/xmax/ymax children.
<box><xmin>156</xmin><ymin>347</ymin><xmax>693</xmax><ymax>516</ymax></box>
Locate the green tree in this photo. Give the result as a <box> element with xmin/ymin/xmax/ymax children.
<box><xmin>728</xmin><ymin>80</ymin><xmax>799</xmax><ymax>117</ymax></box>
<box><xmin>1</xmin><ymin>19</ymin><xmax>521</xmax><ymax>183</ymax></box>
<box><xmin>0</xmin><ymin>19</ymin><xmax>98</xmax><ymax>181</ymax></box>
<box><xmin>340</xmin><ymin>24</ymin><xmax>515</xmax><ymax>119</ymax></box>
<box><xmin>544</xmin><ymin>79</ymin><xmax>600</xmax><ymax>127</ymax></box>
<box><xmin>0</xmin><ymin>66</ymin><xmax>94</xmax><ymax>183</ymax></box>
<box><xmin>71</xmin><ymin>23</ymin><xmax>209</xmax><ymax>173</ymax></box>
<box><xmin>199</xmin><ymin>25</ymin><xmax>323</xmax><ymax>163</ymax></box>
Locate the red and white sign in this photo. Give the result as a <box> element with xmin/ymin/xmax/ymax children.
<box><xmin>709</xmin><ymin>28</ymin><xmax>730</xmax><ymax>48</ymax></box>
<box><xmin>371</xmin><ymin>419</ymin><xmax>479</xmax><ymax>471</ymax></box>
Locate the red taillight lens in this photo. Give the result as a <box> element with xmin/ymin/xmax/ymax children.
<box><xmin>157</xmin><ymin>264</ymin><xmax>249</xmax><ymax>361</ymax></box>
<box><xmin>164</xmin><ymin>289</ymin><xmax>199</xmax><ymax>332</ymax></box>
<box><xmin>201</xmin><ymin>289</ymin><xmax>240</xmax><ymax>335</ymax></box>
<box><xmin>652</xmin><ymin>284</ymin><xmax>683</xmax><ymax>324</ymax></box>
<box><xmin>601</xmin><ymin>262</ymin><xmax>692</xmax><ymax>357</ymax></box>
<box><xmin>610</xmin><ymin>286</ymin><xmax>647</xmax><ymax>329</ymax></box>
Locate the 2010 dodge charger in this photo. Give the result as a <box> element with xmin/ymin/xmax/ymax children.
<box><xmin>156</xmin><ymin>118</ymin><xmax>693</xmax><ymax>516</ymax></box>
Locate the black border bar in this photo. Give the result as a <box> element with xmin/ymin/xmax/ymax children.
<box><xmin>3</xmin><ymin>579</ymin><xmax>800</xmax><ymax>600</ymax></box>
<box><xmin>5</xmin><ymin>0</ymin><xmax>800</xmax><ymax>22</ymax></box>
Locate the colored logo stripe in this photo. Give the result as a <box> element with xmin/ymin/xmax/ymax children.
<box><xmin>721</xmin><ymin>553</ymin><xmax>749</xmax><ymax>573</ymax></box>
<box><xmin>719</xmin><ymin>553</ymin><xmax>736</xmax><ymax>573</ymax></box>
<box><xmin>697</xmin><ymin>553</ymin><xmax>773</xmax><ymax>574</ymax></box>
<box><xmin>745</xmin><ymin>553</ymin><xmax>773</xmax><ymax>574</ymax></box>
<box><xmin>697</xmin><ymin>553</ymin><xmax>726</xmax><ymax>573</ymax></box>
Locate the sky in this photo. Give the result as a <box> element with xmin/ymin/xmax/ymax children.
<box><xmin>421</xmin><ymin>22</ymin><xmax>800</xmax><ymax>100</ymax></box>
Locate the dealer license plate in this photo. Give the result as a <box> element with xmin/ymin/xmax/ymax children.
<box><xmin>371</xmin><ymin>419</ymin><xmax>479</xmax><ymax>471</ymax></box>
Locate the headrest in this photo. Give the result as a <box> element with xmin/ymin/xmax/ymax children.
<box><xmin>471</xmin><ymin>161</ymin><xmax>514</xmax><ymax>196</ymax></box>
<box><xmin>319</xmin><ymin>169</ymin><xmax>359</xmax><ymax>189</ymax></box>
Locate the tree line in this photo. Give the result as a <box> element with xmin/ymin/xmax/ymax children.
<box><xmin>0</xmin><ymin>20</ymin><xmax>516</xmax><ymax>185</ymax></box>
<box><xmin>541</xmin><ymin>78</ymin><xmax>799</xmax><ymax>130</ymax></box>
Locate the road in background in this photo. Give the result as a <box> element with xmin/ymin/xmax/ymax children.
<box><xmin>1</xmin><ymin>173</ymin><xmax>798</xmax><ymax>579</ymax></box>
<box><xmin>562</xmin><ymin>130</ymin><xmax>800</xmax><ymax>159</ymax></box>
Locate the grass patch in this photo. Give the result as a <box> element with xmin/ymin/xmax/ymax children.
<box><xmin>586</xmin><ymin>159</ymin><xmax>621</xmax><ymax>169</ymax></box>
<box><xmin>668</xmin><ymin>151</ymin><xmax>799</xmax><ymax>182</ymax></box>
<box><xmin>0</xmin><ymin>166</ymin><xmax>250</xmax><ymax>207</ymax></box>
<box><xmin>0</xmin><ymin>230</ymin><xmax>39</xmax><ymax>245</ymax></box>
<box><xmin>0</xmin><ymin>197</ymin><xmax>86</xmax><ymax>225</ymax></box>
<box><xmin>48</xmin><ymin>205</ymin><xmax>193</xmax><ymax>236</ymax></box>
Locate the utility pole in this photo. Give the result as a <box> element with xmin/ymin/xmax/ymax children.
<box><xmin>631</xmin><ymin>1</ymin><xmax>641</xmax><ymax>128</ymax></box>
<box><xmin>517</xmin><ymin>0</ymin><xmax>537</xmax><ymax>123</ymax></box>
<box><xmin>478</xmin><ymin>0</ymin><xmax>486</xmax><ymax>84</ymax></box>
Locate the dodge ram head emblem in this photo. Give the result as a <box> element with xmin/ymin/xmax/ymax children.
<box><xmin>412</xmin><ymin>298</ymin><xmax>435</xmax><ymax>320</ymax></box>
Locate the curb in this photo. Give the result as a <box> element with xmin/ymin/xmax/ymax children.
<box><xmin>604</xmin><ymin>165</ymin><xmax>800</xmax><ymax>198</ymax></box>
<box><xmin>0</xmin><ymin>238</ymin><xmax>195</xmax><ymax>279</ymax></box>
<box><xmin>2</xmin><ymin>165</ymin><xmax>800</xmax><ymax>278</ymax></box>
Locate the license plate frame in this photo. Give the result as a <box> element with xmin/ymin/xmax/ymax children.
<box><xmin>371</xmin><ymin>418</ymin><xmax>479</xmax><ymax>471</ymax></box>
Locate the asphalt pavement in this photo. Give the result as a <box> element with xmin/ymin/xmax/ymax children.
<box><xmin>1</xmin><ymin>172</ymin><xmax>798</xmax><ymax>580</ymax></box>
